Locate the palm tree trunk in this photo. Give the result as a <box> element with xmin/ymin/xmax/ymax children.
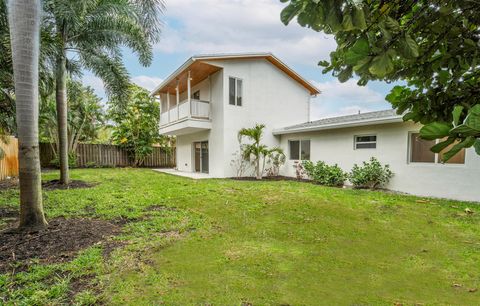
<box><xmin>55</xmin><ymin>52</ymin><xmax>69</xmax><ymax>184</ymax></box>
<box><xmin>256</xmin><ymin>157</ymin><xmax>261</xmax><ymax>180</ymax></box>
<box><xmin>8</xmin><ymin>0</ymin><xmax>47</xmax><ymax>230</ymax></box>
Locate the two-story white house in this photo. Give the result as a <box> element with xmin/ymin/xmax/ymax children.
<box><xmin>150</xmin><ymin>53</ymin><xmax>318</xmax><ymax>177</ymax></box>
<box><xmin>151</xmin><ymin>53</ymin><xmax>480</xmax><ymax>202</ymax></box>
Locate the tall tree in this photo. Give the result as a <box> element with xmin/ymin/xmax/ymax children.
<box><xmin>281</xmin><ymin>0</ymin><xmax>480</xmax><ymax>160</ymax></box>
<box><xmin>43</xmin><ymin>0</ymin><xmax>164</xmax><ymax>184</ymax></box>
<box><xmin>1</xmin><ymin>0</ymin><xmax>16</xmax><ymax>136</ymax></box>
<box><xmin>8</xmin><ymin>0</ymin><xmax>47</xmax><ymax>229</ymax></box>
<box><xmin>40</xmin><ymin>80</ymin><xmax>105</xmax><ymax>158</ymax></box>
<box><xmin>110</xmin><ymin>84</ymin><xmax>161</xmax><ymax>166</ymax></box>
<box><xmin>1</xmin><ymin>0</ymin><xmax>55</xmax><ymax>136</ymax></box>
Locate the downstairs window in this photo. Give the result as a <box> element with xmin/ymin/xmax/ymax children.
<box><xmin>409</xmin><ymin>133</ymin><xmax>465</xmax><ymax>164</ymax></box>
<box><xmin>289</xmin><ymin>140</ymin><xmax>310</xmax><ymax>160</ymax></box>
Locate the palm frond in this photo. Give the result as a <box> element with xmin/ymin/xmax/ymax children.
<box><xmin>79</xmin><ymin>47</ymin><xmax>130</xmax><ymax>104</ymax></box>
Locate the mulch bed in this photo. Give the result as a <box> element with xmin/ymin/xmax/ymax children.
<box><xmin>42</xmin><ymin>179</ymin><xmax>97</xmax><ymax>190</ymax></box>
<box><xmin>0</xmin><ymin>217</ymin><xmax>121</xmax><ymax>273</ymax></box>
<box><xmin>0</xmin><ymin>207</ymin><xmax>18</xmax><ymax>219</ymax></box>
<box><xmin>231</xmin><ymin>176</ymin><xmax>310</xmax><ymax>182</ymax></box>
<box><xmin>0</xmin><ymin>178</ymin><xmax>97</xmax><ymax>191</ymax></box>
<box><xmin>0</xmin><ymin>178</ymin><xmax>19</xmax><ymax>191</ymax></box>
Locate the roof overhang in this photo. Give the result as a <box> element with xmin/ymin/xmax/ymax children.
<box><xmin>273</xmin><ymin>116</ymin><xmax>403</xmax><ymax>135</ymax></box>
<box><xmin>150</xmin><ymin>53</ymin><xmax>320</xmax><ymax>96</ymax></box>
<box><xmin>150</xmin><ymin>60</ymin><xmax>222</xmax><ymax>96</ymax></box>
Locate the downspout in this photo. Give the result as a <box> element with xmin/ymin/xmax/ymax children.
<box><xmin>308</xmin><ymin>94</ymin><xmax>312</xmax><ymax>122</ymax></box>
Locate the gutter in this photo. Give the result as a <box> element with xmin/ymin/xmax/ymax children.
<box><xmin>272</xmin><ymin>116</ymin><xmax>404</xmax><ymax>135</ymax></box>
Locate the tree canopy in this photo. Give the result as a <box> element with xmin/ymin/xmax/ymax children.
<box><xmin>110</xmin><ymin>84</ymin><xmax>163</xmax><ymax>166</ymax></box>
<box><xmin>39</xmin><ymin>80</ymin><xmax>104</xmax><ymax>153</ymax></box>
<box><xmin>281</xmin><ymin>0</ymin><xmax>480</xmax><ymax>160</ymax></box>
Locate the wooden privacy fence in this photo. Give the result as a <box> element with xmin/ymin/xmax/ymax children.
<box><xmin>0</xmin><ymin>136</ymin><xmax>19</xmax><ymax>180</ymax></box>
<box><xmin>39</xmin><ymin>143</ymin><xmax>176</xmax><ymax>168</ymax></box>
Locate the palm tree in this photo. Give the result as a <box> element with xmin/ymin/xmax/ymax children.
<box><xmin>238</xmin><ymin>124</ymin><xmax>270</xmax><ymax>180</ymax></box>
<box><xmin>40</xmin><ymin>79</ymin><xmax>105</xmax><ymax>157</ymax></box>
<box><xmin>43</xmin><ymin>0</ymin><xmax>164</xmax><ymax>184</ymax></box>
<box><xmin>8</xmin><ymin>0</ymin><xmax>47</xmax><ymax>229</ymax></box>
<box><xmin>1</xmin><ymin>0</ymin><xmax>16</xmax><ymax>137</ymax></box>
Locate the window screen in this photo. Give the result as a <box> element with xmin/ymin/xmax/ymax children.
<box><xmin>289</xmin><ymin>140</ymin><xmax>300</xmax><ymax>160</ymax></box>
<box><xmin>355</xmin><ymin>135</ymin><xmax>377</xmax><ymax>149</ymax></box>
<box><xmin>301</xmin><ymin>140</ymin><xmax>310</xmax><ymax>160</ymax></box>
<box><xmin>192</xmin><ymin>90</ymin><xmax>200</xmax><ymax>100</ymax></box>
<box><xmin>410</xmin><ymin>133</ymin><xmax>435</xmax><ymax>163</ymax></box>
<box><xmin>229</xmin><ymin>77</ymin><xmax>236</xmax><ymax>105</ymax></box>
<box><xmin>236</xmin><ymin>79</ymin><xmax>242</xmax><ymax>106</ymax></box>
<box><xmin>229</xmin><ymin>77</ymin><xmax>243</xmax><ymax>106</ymax></box>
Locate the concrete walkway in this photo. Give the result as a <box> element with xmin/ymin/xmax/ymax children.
<box><xmin>153</xmin><ymin>168</ymin><xmax>212</xmax><ymax>179</ymax></box>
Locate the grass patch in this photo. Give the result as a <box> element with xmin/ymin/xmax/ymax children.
<box><xmin>1</xmin><ymin>168</ymin><xmax>479</xmax><ymax>305</ymax></box>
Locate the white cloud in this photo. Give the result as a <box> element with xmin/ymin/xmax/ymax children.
<box><xmin>132</xmin><ymin>76</ymin><xmax>164</xmax><ymax>91</ymax></box>
<box><xmin>82</xmin><ymin>74</ymin><xmax>163</xmax><ymax>100</ymax></box>
<box><xmin>309</xmin><ymin>79</ymin><xmax>390</xmax><ymax>120</ymax></box>
<box><xmin>314</xmin><ymin>79</ymin><xmax>384</xmax><ymax>104</ymax></box>
<box><xmin>158</xmin><ymin>0</ymin><xmax>336</xmax><ymax>65</ymax></box>
<box><xmin>82</xmin><ymin>75</ymin><xmax>105</xmax><ymax>98</ymax></box>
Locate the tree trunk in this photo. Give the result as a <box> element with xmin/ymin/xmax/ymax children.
<box><xmin>8</xmin><ymin>0</ymin><xmax>47</xmax><ymax>230</ymax></box>
<box><xmin>255</xmin><ymin>157</ymin><xmax>261</xmax><ymax>180</ymax></box>
<box><xmin>55</xmin><ymin>52</ymin><xmax>69</xmax><ymax>184</ymax></box>
<box><xmin>72</xmin><ymin>118</ymin><xmax>86</xmax><ymax>153</ymax></box>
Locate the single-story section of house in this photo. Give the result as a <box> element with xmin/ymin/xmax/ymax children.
<box><xmin>274</xmin><ymin>109</ymin><xmax>479</xmax><ymax>202</ymax></box>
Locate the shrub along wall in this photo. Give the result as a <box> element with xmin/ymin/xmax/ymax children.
<box><xmin>39</xmin><ymin>143</ymin><xmax>176</xmax><ymax>168</ymax></box>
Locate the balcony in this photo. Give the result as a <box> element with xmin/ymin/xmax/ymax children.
<box><xmin>159</xmin><ymin>99</ymin><xmax>212</xmax><ymax>136</ymax></box>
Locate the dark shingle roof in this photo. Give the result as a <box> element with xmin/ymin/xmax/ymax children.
<box><xmin>275</xmin><ymin>109</ymin><xmax>402</xmax><ymax>134</ymax></box>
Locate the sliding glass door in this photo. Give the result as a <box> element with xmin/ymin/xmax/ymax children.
<box><xmin>194</xmin><ymin>141</ymin><xmax>209</xmax><ymax>173</ymax></box>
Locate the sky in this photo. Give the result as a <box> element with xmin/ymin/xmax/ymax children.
<box><xmin>83</xmin><ymin>0</ymin><xmax>395</xmax><ymax>121</ymax></box>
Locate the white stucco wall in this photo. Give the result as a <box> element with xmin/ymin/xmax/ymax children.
<box><xmin>278</xmin><ymin>121</ymin><xmax>480</xmax><ymax>202</ymax></box>
<box><xmin>203</xmin><ymin>58</ymin><xmax>311</xmax><ymax>177</ymax></box>
<box><xmin>174</xmin><ymin>70</ymin><xmax>226</xmax><ymax>178</ymax></box>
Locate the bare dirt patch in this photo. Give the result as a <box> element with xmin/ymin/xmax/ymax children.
<box><xmin>0</xmin><ymin>217</ymin><xmax>121</xmax><ymax>273</ymax></box>
<box><xmin>231</xmin><ymin>176</ymin><xmax>310</xmax><ymax>182</ymax></box>
<box><xmin>0</xmin><ymin>207</ymin><xmax>18</xmax><ymax>219</ymax></box>
<box><xmin>0</xmin><ymin>178</ymin><xmax>19</xmax><ymax>191</ymax></box>
<box><xmin>42</xmin><ymin>179</ymin><xmax>97</xmax><ymax>190</ymax></box>
<box><xmin>145</xmin><ymin>204</ymin><xmax>178</xmax><ymax>212</ymax></box>
<box><xmin>0</xmin><ymin>179</ymin><xmax>97</xmax><ymax>191</ymax></box>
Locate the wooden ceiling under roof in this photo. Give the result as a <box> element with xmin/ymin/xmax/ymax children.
<box><xmin>157</xmin><ymin>61</ymin><xmax>222</xmax><ymax>94</ymax></box>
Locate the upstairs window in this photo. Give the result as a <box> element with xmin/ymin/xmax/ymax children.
<box><xmin>409</xmin><ymin>133</ymin><xmax>465</xmax><ymax>164</ymax></box>
<box><xmin>192</xmin><ymin>90</ymin><xmax>200</xmax><ymax>100</ymax></box>
<box><xmin>354</xmin><ymin>135</ymin><xmax>377</xmax><ymax>149</ymax></box>
<box><xmin>289</xmin><ymin>140</ymin><xmax>310</xmax><ymax>160</ymax></box>
<box><xmin>229</xmin><ymin>77</ymin><xmax>243</xmax><ymax>106</ymax></box>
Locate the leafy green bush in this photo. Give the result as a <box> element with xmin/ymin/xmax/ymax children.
<box><xmin>50</xmin><ymin>153</ymin><xmax>77</xmax><ymax>169</ymax></box>
<box><xmin>349</xmin><ymin>157</ymin><xmax>393</xmax><ymax>189</ymax></box>
<box><xmin>110</xmin><ymin>84</ymin><xmax>162</xmax><ymax>167</ymax></box>
<box><xmin>302</xmin><ymin>160</ymin><xmax>347</xmax><ymax>187</ymax></box>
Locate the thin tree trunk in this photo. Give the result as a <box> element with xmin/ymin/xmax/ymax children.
<box><xmin>256</xmin><ymin>157</ymin><xmax>261</xmax><ymax>180</ymax></box>
<box><xmin>8</xmin><ymin>0</ymin><xmax>47</xmax><ymax>230</ymax></box>
<box><xmin>55</xmin><ymin>52</ymin><xmax>69</xmax><ymax>184</ymax></box>
<box><xmin>72</xmin><ymin>118</ymin><xmax>86</xmax><ymax>152</ymax></box>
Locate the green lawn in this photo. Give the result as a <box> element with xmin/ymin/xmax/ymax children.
<box><xmin>1</xmin><ymin>168</ymin><xmax>479</xmax><ymax>305</ymax></box>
